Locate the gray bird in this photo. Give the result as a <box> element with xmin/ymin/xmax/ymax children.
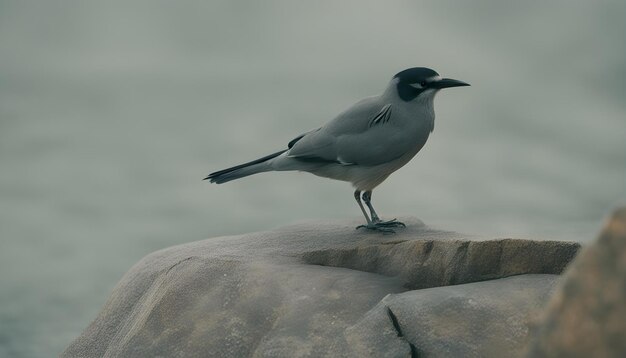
<box><xmin>205</xmin><ymin>67</ymin><xmax>469</xmax><ymax>233</ymax></box>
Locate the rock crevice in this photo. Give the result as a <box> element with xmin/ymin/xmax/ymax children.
<box><xmin>386</xmin><ymin>306</ymin><xmax>419</xmax><ymax>358</ymax></box>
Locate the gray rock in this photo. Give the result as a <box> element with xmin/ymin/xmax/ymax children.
<box><xmin>526</xmin><ymin>208</ymin><xmax>626</xmax><ymax>358</ymax></box>
<box><xmin>62</xmin><ymin>218</ymin><xmax>580</xmax><ymax>358</ymax></box>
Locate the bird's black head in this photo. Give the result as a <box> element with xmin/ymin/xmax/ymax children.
<box><xmin>393</xmin><ymin>67</ymin><xmax>469</xmax><ymax>102</ymax></box>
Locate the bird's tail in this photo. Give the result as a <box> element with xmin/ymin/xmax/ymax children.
<box><xmin>204</xmin><ymin>149</ymin><xmax>287</xmax><ymax>184</ymax></box>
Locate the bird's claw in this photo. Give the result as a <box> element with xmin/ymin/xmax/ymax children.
<box><xmin>356</xmin><ymin>219</ymin><xmax>406</xmax><ymax>234</ymax></box>
<box><xmin>373</xmin><ymin>218</ymin><xmax>406</xmax><ymax>227</ymax></box>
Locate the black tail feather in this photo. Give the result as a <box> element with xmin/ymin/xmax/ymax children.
<box><xmin>204</xmin><ymin>149</ymin><xmax>287</xmax><ymax>183</ymax></box>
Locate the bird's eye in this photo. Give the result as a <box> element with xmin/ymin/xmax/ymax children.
<box><xmin>420</xmin><ymin>81</ymin><xmax>427</xmax><ymax>87</ymax></box>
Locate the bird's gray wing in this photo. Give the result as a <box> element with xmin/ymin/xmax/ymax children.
<box><xmin>288</xmin><ymin>97</ymin><xmax>418</xmax><ymax>166</ymax></box>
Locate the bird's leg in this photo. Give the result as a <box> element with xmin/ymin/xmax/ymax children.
<box><xmin>354</xmin><ymin>190</ymin><xmax>372</xmax><ymax>225</ymax></box>
<box><xmin>355</xmin><ymin>190</ymin><xmax>395</xmax><ymax>233</ymax></box>
<box><xmin>360</xmin><ymin>190</ymin><xmax>406</xmax><ymax>232</ymax></box>
<box><xmin>362</xmin><ymin>190</ymin><xmax>381</xmax><ymax>222</ymax></box>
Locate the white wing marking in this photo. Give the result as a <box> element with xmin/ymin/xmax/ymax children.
<box><xmin>368</xmin><ymin>104</ymin><xmax>393</xmax><ymax>127</ymax></box>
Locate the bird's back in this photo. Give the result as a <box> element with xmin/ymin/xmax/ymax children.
<box><xmin>287</xmin><ymin>93</ymin><xmax>433</xmax><ymax>167</ymax></box>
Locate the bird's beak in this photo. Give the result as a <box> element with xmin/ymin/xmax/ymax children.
<box><xmin>430</xmin><ymin>78</ymin><xmax>470</xmax><ymax>89</ymax></box>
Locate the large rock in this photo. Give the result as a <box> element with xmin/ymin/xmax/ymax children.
<box><xmin>62</xmin><ymin>218</ymin><xmax>580</xmax><ymax>357</ymax></box>
<box><xmin>526</xmin><ymin>208</ymin><xmax>626</xmax><ymax>357</ymax></box>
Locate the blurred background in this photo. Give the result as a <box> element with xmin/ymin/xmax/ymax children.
<box><xmin>1</xmin><ymin>0</ymin><xmax>625</xmax><ymax>356</ymax></box>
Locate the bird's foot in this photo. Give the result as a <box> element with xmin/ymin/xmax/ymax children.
<box><xmin>356</xmin><ymin>219</ymin><xmax>406</xmax><ymax>234</ymax></box>
<box><xmin>373</xmin><ymin>218</ymin><xmax>406</xmax><ymax>227</ymax></box>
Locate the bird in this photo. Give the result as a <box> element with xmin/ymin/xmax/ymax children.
<box><xmin>205</xmin><ymin>67</ymin><xmax>469</xmax><ymax>233</ymax></box>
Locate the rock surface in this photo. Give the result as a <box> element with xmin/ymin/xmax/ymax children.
<box><xmin>62</xmin><ymin>217</ymin><xmax>580</xmax><ymax>358</ymax></box>
<box><xmin>347</xmin><ymin>275</ymin><xmax>559</xmax><ymax>358</ymax></box>
<box><xmin>526</xmin><ymin>208</ymin><xmax>626</xmax><ymax>357</ymax></box>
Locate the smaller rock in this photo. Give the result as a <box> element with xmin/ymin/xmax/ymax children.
<box><xmin>526</xmin><ymin>208</ymin><xmax>626</xmax><ymax>357</ymax></box>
